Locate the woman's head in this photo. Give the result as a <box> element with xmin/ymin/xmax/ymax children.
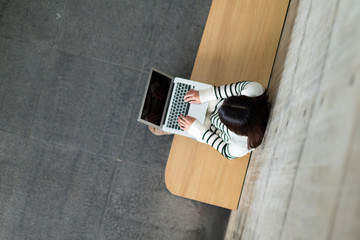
<box><xmin>218</xmin><ymin>92</ymin><xmax>270</xmax><ymax>149</ymax></box>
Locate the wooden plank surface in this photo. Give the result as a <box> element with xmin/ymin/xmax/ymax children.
<box><xmin>165</xmin><ymin>0</ymin><xmax>289</xmax><ymax>209</ymax></box>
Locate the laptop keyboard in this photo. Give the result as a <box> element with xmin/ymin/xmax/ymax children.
<box><xmin>166</xmin><ymin>83</ymin><xmax>192</xmax><ymax>130</ymax></box>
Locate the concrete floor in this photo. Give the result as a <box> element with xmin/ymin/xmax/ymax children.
<box><xmin>224</xmin><ymin>0</ymin><xmax>360</xmax><ymax>239</ymax></box>
<box><xmin>0</xmin><ymin>1</ymin><xmax>231</xmax><ymax>239</ymax></box>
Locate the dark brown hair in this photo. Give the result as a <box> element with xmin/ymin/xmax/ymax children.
<box><xmin>218</xmin><ymin>92</ymin><xmax>270</xmax><ymax>149</ymax></box>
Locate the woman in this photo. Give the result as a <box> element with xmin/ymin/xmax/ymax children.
<box><xmin>177</xmin><ymin>81</ymin><xmax>270</xmax><ymax>160</ymax></box>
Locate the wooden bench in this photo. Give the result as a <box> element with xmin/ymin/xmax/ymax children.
<box><xmin>165</xmin><ymin>0</ymin><xmax>289</xmax><ymax>209</ymax></box>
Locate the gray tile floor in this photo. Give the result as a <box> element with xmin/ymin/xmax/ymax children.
<box><xmin>0</xmin><ymin>1</ymin><xmax>230</xmax><ymax>239</ymax></box>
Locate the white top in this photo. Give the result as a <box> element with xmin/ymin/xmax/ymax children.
<box><xmin>186</xmin><ymin>81</ymin><xmax>265</xmax><ymax>160</ymax></box>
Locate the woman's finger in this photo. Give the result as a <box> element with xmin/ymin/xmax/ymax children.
<box><xmin>178</xmin><ymin>115</ymin><xmax>191</xmax><ymax>130</ymax></box>
<box><xmin>180</xmin><ymin>115</ymin><xmax>189</xmax><ymax>124</ymax></box>
<box><xmin>184</xmin><ymin>90</ymin><xmax>200</xmax><ymax>104</ymax></box>
<box><xmin>184</xmin><ymin>89</ymin><xmax>195</xmax><ymax>98</ymax></box>
<box><xmin>179</xmin><ymin>115</ymin><xmax>194</xmax><ymax>131</ymax></box>
<box><xmin>178</xmin><ymin>115</ymin><xmax>186</xmax><ymax>125</ymax></box>
<box><xmin>184</xmin><ymin>95</ymin><xmax>194</xmax><ymax>102</ymax></box>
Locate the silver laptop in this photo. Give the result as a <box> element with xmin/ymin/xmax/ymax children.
<box><xmin>138</xmin><ymin>68</ymin><xmax>211</xmax><ymax>137</ymax></box>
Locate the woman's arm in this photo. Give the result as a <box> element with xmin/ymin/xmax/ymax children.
<box><xmin>178</xmin><ymin>115</ymin><xmax>249</xmax><ymax>160</ymax></box>
<box><xmin>199</xmin><ymin>127</ymin><xmax>248</xmax><ymax>160</ymax></box>
<box><xmin>198</xmin><ymin>81</ymin><xmax>265</xmax><ymax>102</ymax></box>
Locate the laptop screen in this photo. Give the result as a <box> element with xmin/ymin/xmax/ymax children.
<box><xmin>140</xmin><ymin>70</ymin><xmax>172</xmax><ymax>126</ymax></box>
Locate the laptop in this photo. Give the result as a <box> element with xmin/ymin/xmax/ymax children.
<box><xmin>138</xmin><ymin>68</ymin><xmax>211</xmax><ymax>138</ymax></box>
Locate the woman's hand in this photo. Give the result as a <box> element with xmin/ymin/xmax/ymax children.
<box><xmin>184</xmin><ymin>89</ymin><xmax>200</xmax><ymax>104</ymax></box>
<box><xmin>177</xmin><ymin>115</ymin><xmax>195</xmax><ymax>131</ymax></box>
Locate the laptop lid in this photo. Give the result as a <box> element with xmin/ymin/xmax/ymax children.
<box><xmin>137</xmin><ymin>68</ymin><xmax>174</xmax><ymax>129</ymax></box>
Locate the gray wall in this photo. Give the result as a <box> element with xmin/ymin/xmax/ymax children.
<box><xmin>225</xmin><ymin>0</ymin><xmax>360</xmax><ymax>239</ymax></box>
<box><xmin>0</xmin><ymin>1</ymin><xmax>231</xmax><ymax>240</ymax></box>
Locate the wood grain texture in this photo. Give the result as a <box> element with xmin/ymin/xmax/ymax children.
<box><xmin>165</xmin><ymin>0</ymin><xmax>289</xmax><ymax>209</ymax></box>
